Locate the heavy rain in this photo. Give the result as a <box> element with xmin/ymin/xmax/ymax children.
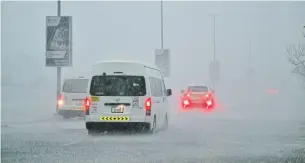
<box><xmin>1</xmin><ymin>1</ymin><xmax>305</xmax><ymax>163</ymax></box>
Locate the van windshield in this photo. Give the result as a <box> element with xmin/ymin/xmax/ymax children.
<box><xmin>62</xmin><ymin>79</ymin><xmax>89</xmax><ymax>93</ymax></box>
<box><xmin>90</xmin><ymin>75</ymin><xmax>146</xmax><ymax>96</ymax></box>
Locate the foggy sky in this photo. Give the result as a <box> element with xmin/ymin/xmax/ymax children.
<box><xmin>2</xmin><ymin>1</ymin><xmax>305</xmax><ymax>94</ymax></box>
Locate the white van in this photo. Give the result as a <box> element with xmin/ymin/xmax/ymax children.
<box><xmin>84</xmin><ymin>60</ymin><xmax>172</xmax><ymax>135</ymax></box>
<box><xmin>58</xmin><ymin>76</ymin><xmax>90</xmax><ymax>119</ymax></box>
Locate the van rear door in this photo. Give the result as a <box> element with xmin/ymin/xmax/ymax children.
<box><xmin>62</xmin><ymin>79</ymin><xmax>89</xmax><ymax>109</ymax></box>
<box><xmin>89</xmin><ymin>75</ymin><xmax>147</xmax><ymax>121</ymax></box>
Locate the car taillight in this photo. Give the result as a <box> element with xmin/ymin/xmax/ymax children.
<box><xmin>145</xmin><ymin>97</ymin><xmax>152</xmax><ymax>116</ymax></box>
<box><xmin>57</xmin><ymin>94</ymin><xmax>64</xmax><ymax>108</ymax></box>
<box><xmin>181</xmin><ymin>96</ymin><xmax>191</xmax><ymax>109</ymax></box>
<box><xmin>84</xmin><ymin>97</ymin><xmax>91</xmax><ymax>115</ymax></box>
<box><xmin>184</xmin><ymin>99</ymin><xmax>190</xmax><ymax>105</ymax></box>
<box><xmin>206</xmin><ymin>100</ymin><xmax>212</xmax><ymax>106</ymax></box>
<box><xmin>205</xmin><ymin>97</ymin><xmax>215</xmax><ymax>109</ymax></box>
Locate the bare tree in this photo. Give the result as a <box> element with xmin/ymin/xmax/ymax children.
<box><xmin>285</xmin><ymin>44</ymin><xmax>305</xmax><ymax>78</ymax></box>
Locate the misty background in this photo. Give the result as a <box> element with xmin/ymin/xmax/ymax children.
<box><xmin>2</xmin><ymin>1</ymin><xmax>305</xmax><ymax>107</ymax></box>
<box><xmin>2</xmin><ymin>2</ymin><xmax>305</xmax><ymax>162</ymax></box>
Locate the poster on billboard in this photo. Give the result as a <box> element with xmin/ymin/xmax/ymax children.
<box><xmin>46</xmin><ymin>16</ymin><xmax>72</xmax><ymax>67</ymax></box>
<box><xmin>155</xmin><ymin>49</ymin><xmax>170</xmax><ymax>77</ymax></box>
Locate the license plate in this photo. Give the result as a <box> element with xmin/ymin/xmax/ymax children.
<box><xmin>73</xmin><ymin>100</ymin><xmax>83</xmax><ymax>105</ymax></box>
<box><xmin>71</xmin><ymin>107</ymin><xmax>84</xmax><ymax>110</ymax></box>
<box><xmin>111</xmin><ymin>105</ymin><xmax>125</xmax><ymax>113</ymax></box>
<box><xmin>191</xmin><ymin>97</ymin><xmax>201</xmax><ymax>100</ymax></box>
<box><xmin>100</xmin><ymin>116</ymin><xmax>130</xmax><ymax>121</ymax></box>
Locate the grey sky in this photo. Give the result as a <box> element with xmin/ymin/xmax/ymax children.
<box><xmin>2</xmin><ymin>1</ymin><xmax>305</xmax><ymax>93</ymax></box>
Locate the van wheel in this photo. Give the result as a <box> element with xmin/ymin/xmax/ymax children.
<box><xmin>60</xmin><ymin>111</ymin><xmax>71</xmax><ymax>119</ymax></box>
<box><xmin>163</xmin><ymin>114</ymin><xmax>168</xmax><ymax>131</ymax></box>
<box><xmin>150</xmin><ymin>115</ymin><xmax>157</xmax><ymax>134</ymax></box>
<box><xmin>62</xmin><ymin>114</ymin><xmax>71</xmax><ymax>119</ymax></box>
<box><xmin>86</xmin><ymin>123</ymin><xmax>98</xmax><ymax>136</ymax></box>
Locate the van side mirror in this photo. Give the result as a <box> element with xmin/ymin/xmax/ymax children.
<box><xmin>180</xmin><ymin>90</ymin><xmax>184</xmax><ymax>94</ymax></box>
<box><xmin>166</xmin><ymin>89</ymin><xmax>172</xmax><ymax>96</ymax></box>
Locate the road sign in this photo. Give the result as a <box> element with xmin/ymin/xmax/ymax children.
<box><xmin>209</xmin><ymin>60</ymin><xmax>220</xmax><ymax>84</ymax></box>
<box><xmin>155</xmin><ymin>49</ymin><xmax>170</xmax><ymax>77</ymax></box>
<box><xmin>46</xmin><ymin>16</ymin><xmax>72</xmax><ymax>67</ymax></box>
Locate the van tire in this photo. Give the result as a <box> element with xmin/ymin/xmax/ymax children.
<box><xmin>63</xmin><ymin>114</ymin><xmax>71</xmax><ymax>119</ymax></box>
<box><xmin>149</xmin><ymin>115</ymin><xmax>157</xmax><ymax>134</ymax></box>
<box><xmin>86</xmin><ymin>123</ymin><xmax>98</xmax><ymax>136</ymax></box>
<box><xmin>163</xmin><ymin>114</ymin><xmax>168</xmax><ymax>131</ymax></box>
<box><xmin>88</xmin><ymin>129</ymin><xmax>96</xmax><ymax>136</ymax></box>
<box><xmin>59</xmin><ymin>111</ymin><xmax>71</xmax><ymax>119</ymax></box>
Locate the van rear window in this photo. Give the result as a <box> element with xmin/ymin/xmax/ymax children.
<box><xmin>187</xmin><ymin>86</ymin><xmax>209</xmax><ymax>92</ymax></box>
<box><xmin>90</xmin><ymin>75</ymin><xmax>146</xmax><ymax>96</ymax></box>
<box><xmin>62</xmin><ymin>79</ymin><xmax>89</xmax><ymax>93</ymax></box>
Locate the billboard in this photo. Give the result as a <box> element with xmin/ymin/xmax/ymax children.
<box><xmin>155</xmin><ymin>49</ymin><xmax>170</xmax><ymax>77</ymax></box>
<box><xmin>46</xmin><ymin>16</ymin><xmax>72</xmax><ymax>67</ymax></box>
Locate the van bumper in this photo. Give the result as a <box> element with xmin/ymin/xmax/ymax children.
<box><xmin>85</xmin><ymin>114</ymin><xmax>152</xmax><ymax>123</ymax></box>
<box><xmin>86</xmin><ymin>122</ymin><xmax>151</xmax><ymax>132</ymax></box>
<box><xmin>58</xmin><ymin>106</ymin><xmax>85</xmax><ymax>118</ymax></box>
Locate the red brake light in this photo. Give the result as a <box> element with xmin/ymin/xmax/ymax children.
<box><xmin>84</xmin><ymin>97</ymin><xmax>91</xmax><ymax>115</ymax></box>
<box><xmin>183</xmin><ymin>99</ymin><xmax>190</xmax><ymax>105</ymax></box>
<box><xmin>145</xmin><ymin>97</ymin><xmax>152</xmax><ymax>116</ymax></box>
<box><xmin>57</xmin><ymin>94</ymin><xmax>64</xmax><ymax>107</ymax></box>
<box><xmin>206</xmin><ymin>100</ymin><xmax>212</xmax><ymax>106</ymax></box>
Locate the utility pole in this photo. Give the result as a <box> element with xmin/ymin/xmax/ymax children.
<box><xmin>56</xmin><ymin>0</ymin><xmax>62</xmax><ymax>114</ymax></box>
<box><xmin>212</xmin><ymin>15</ymin><xmax>216</xmax><ymax>61</ymax></box>
<box><xmin>212</xmin><ymin>15</ymin><xmax>216</xmax><ymax>91</ymax></box>
<box><xmin>248</xmin><ymin>39</ymin><xmax>252</xmax><ymax>62</ymax></box>
<box><xmin>246</xmin><ymin>38</ymin><xmax>255</xmax><ymax>81</ymax></box>
<box><xmin>208</xmin><ymin>14</ymin><xmax>219</xmax><ymax>92</ymax></box>
<box><xmin>160</xmin><ymin>0</ymin><xmax>164</xmax><ymax>49</ymax></box>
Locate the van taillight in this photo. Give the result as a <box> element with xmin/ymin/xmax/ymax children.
<box><xmin>84</xmin><ymin>97</ymin><xmax>91</xmax><ymax>115</ymax></box>
<box><xmin>145</xmin><ymin>97</ymin><xmax>152</xmax><ymax>116</ymax></box>
<box><xmin>57</xmin><ymin>94</ymin><xmax>64</xmax><ymax>108</ymax></box>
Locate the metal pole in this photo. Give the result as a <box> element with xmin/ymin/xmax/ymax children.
<box><xmin>160</xmin><ymin>0</ymin><xmax>164</xmax><ymax>49</ymax></box>
<box><xmin>303</xmin><ymin>25</ymin><xmax>305</xmax><ymax>37</ymax></box>
<box><xmin>210</xmin><ymin>15</ymin><xmax>217</xmax><ymax>91</ymax></box>
<box><xmin>249</xmin><ymin>39</ymin><xmax>251</xmax><ymax>59</ymax></box>
<box><xmin>247</xmin><ymin>39</ymin><xmax>251</xmax><ymax>86</ymax></box>
<box><xmin>213</xmin><ymin>15</ymin><xmax>216</xmax><ymax>61</ymax></box>
<box><xmin>56</xmin><ymin>0</ymin><xmax>62</xmax><ymax>114</ymax></box>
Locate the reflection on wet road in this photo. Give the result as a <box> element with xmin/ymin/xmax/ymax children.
<box><xmin>2</xmin><ymin>108</ymin><xmax>305</xmax><ymax>163</ymax></box>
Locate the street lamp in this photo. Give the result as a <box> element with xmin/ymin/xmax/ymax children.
<box><xmin>160</xmin><ymin>0</ymin><xmax>164</xmax><ymax>49</ymax></box>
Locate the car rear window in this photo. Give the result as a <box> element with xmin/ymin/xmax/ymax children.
<box><xmin>62</xmin><ymin>79</ymin><xmax>89</xmax><ymax>93</ymax></box>
<box><xmin>90</xmin><ymin>75</ymin><xmax>146</xmax><ymax>96</ymax></box>
<box><xmin>187</xmin><ymin>86</ymin><xmax>208</xmax><ymax>92</ymax></box>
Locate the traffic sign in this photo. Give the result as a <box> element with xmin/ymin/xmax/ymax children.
<box><xmin>155</xmin><ymin>49</ymin><xmax>170</xmax><ymax>77</ymax></box>
<box><xmin>209</xmin><ymin>60</ymin><xmax>220</xmax><ymax>84</ymax></box>
<box><xmin>46</xmin><ymin>16</ymin><xmax>72</xmax><ymax>67</ymax></box>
